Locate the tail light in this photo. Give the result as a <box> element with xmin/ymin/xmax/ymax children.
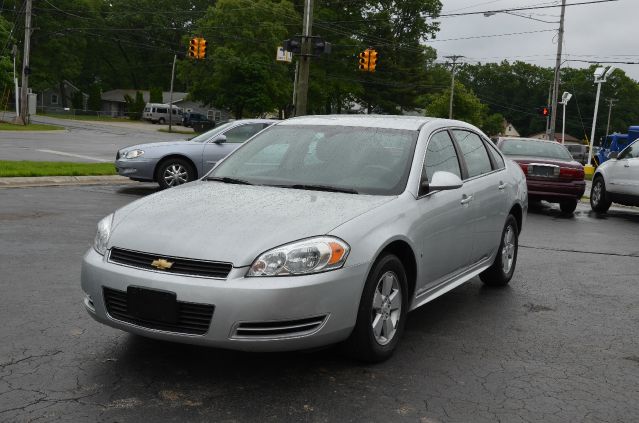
<box><xmin>560</xmin><ymin>167</ymin><xmax>584</xmax><ymax>179</ymax></box>
<box><xmin>517</xmin><ymin>163</ymin><xmax>528</xmax><ymax>173</ymax></box>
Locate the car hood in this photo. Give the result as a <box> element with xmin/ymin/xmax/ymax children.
<box><xmin>108</xmin><ymin>181</ymin><xmax>394</xmax><ymax>267</ymax></box>
<box><xmin>121</xmin><ymin>140</ymin><xmax>198</xmax><ymax>151</ymax></box>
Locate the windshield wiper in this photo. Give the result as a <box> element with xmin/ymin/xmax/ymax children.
<box><xmin>276</xmin><ymin>184</ymin><xmax>358</xmax><ymax>194</ymax></box>
<box><xmin>207</xmin><ymin>176</ymin><xmax>253</xmax><ymax>185</ymax></box>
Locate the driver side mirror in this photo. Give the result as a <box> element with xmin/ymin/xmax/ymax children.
<box><xmin>212</xmin><ymin>134</ymin><xmax>227</xmax><ymax>144</ymax></box>
<box><xmin>608</xmin><ymin>151</ymin><xmax>618</xmax><ymax>159</ymax></box>
<box><xmin>420</xmin><ymin>171</ymin><xmax>463</xmax><ymax>195</ymax></box>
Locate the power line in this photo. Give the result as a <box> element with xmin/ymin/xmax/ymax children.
<box><xmin>438</xmin><ymin>0</ymin><xmax>618</xmax><ymax>17</ymax></box>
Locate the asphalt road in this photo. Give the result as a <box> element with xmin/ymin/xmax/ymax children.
<box><xmin>1</xmin><ymin>185</ymin><xmax>638</xmax><ymax>422</ymax></box>
<box><xmin>0</xmin><ymin>114</ymin><xmax>190</xmax><ymax>162</ymax></box>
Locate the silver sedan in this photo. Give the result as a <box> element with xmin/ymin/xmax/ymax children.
<box><xmin>115</xmin><ymin>119</ymin><xmax>276</xmax><ymax>188</ymax></box>
<box><xmin>82</xmin><ymin>115</ymin><xmax>527</xmax><ymax>362</ymax></box>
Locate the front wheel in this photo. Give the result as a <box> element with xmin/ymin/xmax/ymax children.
<box><xmin>156</xmin><ymin>158</ymin><xmax>195</xmax><ymax>189</ymax></box>
<box><xmin>345</xmin><ymin>254</ymin><xmax>408</xmax><ymax>363</ymax></box>
<box><xmin>590</xmin><ymin>177</ymin><xmax>611</xmax><ymax>213</ymax></box>
<box><xmin>480</xmin><ymin>215</ymin><xmax>519</xmax><ymax>287</ymax></box>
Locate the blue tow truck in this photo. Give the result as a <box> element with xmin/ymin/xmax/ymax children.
<box><xmin>594</xmin><ymin>126</ymin><xmax>639</xmax><ymax>166</ymax></box>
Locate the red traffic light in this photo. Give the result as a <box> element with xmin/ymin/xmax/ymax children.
<box><xmin>538</xmin><ymin>106</ymin><xmax>549</xmax><ymax>117</ymax></box>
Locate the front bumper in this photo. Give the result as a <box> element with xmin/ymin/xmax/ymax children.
<box><xmin>115</xmin><ymin>159</ymin><xmax>156</xmax><ymax>182</ymax></box>
<box><xmin>526</xmin><ymin>178</ymin><xmax>586</xmax><ymax>202</ymax></box>
<box><xmin>81</xmin><ymin>248</ymin><xmax>368</xmax><ymax>351</ymax></box>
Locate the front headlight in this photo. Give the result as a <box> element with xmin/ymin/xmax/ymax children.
<box><xmin>93</xmin><ymin>214</ymin><xmax>114</xmax><ymax>255</ymax></box>
<box><xmin>125</xmin><ymin>149</ymin><xmax>144</xmax><ymax>159</ymax></box>
<box><xmin>248</xmin><ymin>237</ymin><xmax>350</xmax><ymax>277</ymax></box>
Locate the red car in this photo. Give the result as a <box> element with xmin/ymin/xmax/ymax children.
<box><xmin>496</xmin><ymin>137</ymin><xmax>586</xmax><ymax>214</ymax></box>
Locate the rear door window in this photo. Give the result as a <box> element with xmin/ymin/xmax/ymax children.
<box><xmin>452</xmin><ymin>130</ymin><xmax>493</xmax><ymax>178</ymax></box>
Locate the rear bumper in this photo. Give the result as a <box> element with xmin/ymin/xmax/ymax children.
<box><xmin>527</xmin><ymin>179</ymin><xmax>586</xmax><ymax>202</ymax></box>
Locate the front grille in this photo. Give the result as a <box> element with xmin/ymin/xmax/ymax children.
<box><xmin>233</xmin><ymin>315</ymin><xmax>327</xmax><ymax>339</ymax></box>
<box><xmin>109</xmin><ymin>247</ymin><xmax>232</xmax><ymax>279</ymax></box>
<box><xmin>103</xmin><ymin>287</ymin><xmax>214</xmax><ymax>335</ymax></box>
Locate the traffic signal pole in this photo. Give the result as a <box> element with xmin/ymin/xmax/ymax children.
<box><xmin>294</xmin><ymin>0</ymin><xmax>313</xmax><ymax>116</ymax></box>
<box><xmin>549</xmin><ymin>0</ymin><xmax>566</xmax><ymax>141</ymax></box>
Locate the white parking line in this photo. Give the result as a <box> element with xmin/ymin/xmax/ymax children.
<box><xmin>36</xmin><ymin>149</ymin><xmax>109</xmax><ymax>162</ymax></box>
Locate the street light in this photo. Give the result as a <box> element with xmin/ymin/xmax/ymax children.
<box><xmin>560</xmin><ymin>91</ymin><xmax>572</xmax><ymax>144</ymax></box>
<box><xmin>585</xmin><ymin>66</ymin><xmax>615</xmax><ymax>175</ymax></box>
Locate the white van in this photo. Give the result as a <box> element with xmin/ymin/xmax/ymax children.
<box><xmin>143</xmin><ymin>103</ymin><xmax>183</xmax><ymax>124</ymax></box>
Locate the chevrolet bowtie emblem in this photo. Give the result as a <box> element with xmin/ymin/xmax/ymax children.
<box><xmin>151</xmin><ymin>258</ymin><xmax>174</xmax><ymax>270</ymax></box>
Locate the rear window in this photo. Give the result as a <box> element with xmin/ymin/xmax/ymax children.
<box><xmin>499</xmin><ymin>140</ymin><xmax>573</xmax><ymax>161</ymax></box>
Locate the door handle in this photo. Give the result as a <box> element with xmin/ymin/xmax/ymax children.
<box><xmin>498</xmin><ymin>181</ymin><xmax>507</xmax><ymax>190</ymax></box>
<box><xmin>460</xmin><ymin>194</ymin><xmax>473</xmax><ymax>205</ymax></box>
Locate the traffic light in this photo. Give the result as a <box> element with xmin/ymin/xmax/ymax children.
<box><xmin>283</xmin><ymin>38</ymin><xmax>302</xmax><ymax>54</ymax></box>
<box><xmin>358</xmin><ymin>49</ymin><xmax>370</xmax><ymax>71</ymax></box>
<box><xmin>188</xmin><ymin>38</ymin><xmax>199</xmax><ymax>59</ymax></box>
<box><xmin>538</xmin><ymin>106</ymin><xmax>549</xmax><ymax>117</ymax></box>
<box><xmin>369</xmin><ymin>49</ymin><xmax>378</xmax><ymax>72</ymax></box>
<box><xmin>198</xmin><ymin>38</ymin><xmax>207</xmax><ymax>59</ymax></box>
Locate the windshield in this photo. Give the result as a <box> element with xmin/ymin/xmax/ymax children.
<box><xmin>208</xmin><ymin>124</ymin><xmax>419</xmax><ymax>195</ymax></box>
<box><xmin>500</xmin><ymin>139</ymin><xmax>573</xmax><ymax>161</ymax></box>
<box><xmin>189</xmin><ymin>121</ymin><xmax>236</xmax><ymax>143</ymax></box>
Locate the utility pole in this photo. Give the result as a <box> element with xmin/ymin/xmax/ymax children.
<box><xmin>445</xmin><ymin>55</ymin><xmax>463</xmax><ymax>119</ymax></box>
<box><xmin>168</xmin><ymin>54</ymin><xmax>177</xmax><ymax>132</ymax></box>
<box><xmin>545</xmin><ymin>83</ymin><xmax>552</xmax><ymax>138</ymax></box>
<box><xmin>294</xmin><ymin>0</ymin><xmax>313</xmax><ymax>116</ymax></box>
<box><xmin>548</xmin><ymin>0</ymin><xmax>566</xmax><ymax>141</ymax></box>
<box><xmin>604</xmin><ymin>98</ymin><xmax>618</xmax><ymax>140</ymax></box>
<box><xmin>19</xmin><ymin>0</ymin><xmax>32</xmax><ymax>125</ymax></box>
<box><xmin>12</xmin><ymin>44</ymin><xmax>19</xmax><ymax>117</ymax></box>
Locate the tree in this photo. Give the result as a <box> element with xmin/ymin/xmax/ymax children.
<box><xmin>87</xmin><ymin>83</ymin><xmax>102</xmax><ymax>113</ymax></box>
<box><xmin>124</xmin><ymin>91</ymin><xmax>145</xmax><ymax>120</ymax></box>
<box><xmin>423</xmin><ymin>81</ymin><xmax>504</xmax><ymax>136</ymax></box>
<box><xmin>180</xmin><ymin>0</ymin><xmax>297</xmax><ymax>118</ymax></box>
<box><xmin>0</xmin><ymin>15</ymin><xmax>14</xmax><ymax>91</ymax></box>
<box><xmin>149</xmin><ymin>87</ymin><xmax>163</xmax><ymax>103</ymax></box>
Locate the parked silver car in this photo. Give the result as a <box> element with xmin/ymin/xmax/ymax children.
<box><xmin>83</xmin><ymin>115</ymin><xmax>527</xmax><ymax>362</ymax></box>
<box><xmin>115</xmin><ymin>119</ymin><xmax>276</xmax><ymax>189</ymax></box>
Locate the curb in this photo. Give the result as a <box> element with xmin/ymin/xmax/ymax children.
<box><xmin>0</xmin><ymin>175</ymin><xmax>138</xmax><ymax>188</ymax></box>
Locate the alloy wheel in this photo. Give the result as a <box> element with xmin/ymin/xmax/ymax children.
<box><xmin>592</xmin><ymin>181</ymin><xmax>602</xmax><ymax>206</ymax></box>
<box><xmin>501</xmin><ymin>225</ymin><xmax>516</xmax><ymax>274</ymax></box>
<box><xmin>163</xmin><ymin>163</ymin><xmax>189</xmax><ymax>187</ymax></box>
<box><xmin>371</xmin><ymin>271</ymin><xmax>402</xmax><ymax>346</ymax></box>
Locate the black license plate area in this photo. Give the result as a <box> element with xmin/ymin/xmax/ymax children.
<box><xmin>530</xmin><ymin>165</ymin><xmax>555</xmax><ymax>177</ymax></box>
<box><xmin>127</xmin><ymin>286</ymin><xmax>178</xmax><ymax>324</ymax></box>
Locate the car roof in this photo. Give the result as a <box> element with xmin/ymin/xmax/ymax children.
<box><xmin>278</xmin><ymin>114</ymin><xmax>437</xmax><ymax>131</ymax></box>
<box><xmin>499</xmin><ymin>137</ymin><xmax>559</xmax><ymax>145</ymax></box>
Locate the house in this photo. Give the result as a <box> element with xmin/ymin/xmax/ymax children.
<box><xmin>501</xmin><ymin>121</ymin><xmax>520</xmax><ymax>137</ymax></box>
<box><xmin>36</xmin><ymin>80</ymin><xmax>88</xmax><ymax>113</ymax></box>
<box><xmin>101</xmin><ymin>89</ymin><xmax>229</xmax><ymax>121</ymax></box>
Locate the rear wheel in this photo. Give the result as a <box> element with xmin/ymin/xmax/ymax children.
<box><xmin>345</xmin><ymin>254</ymin><xmax>408</xmax><ymax>363</ymax></box>
<box><xmin>480</xmin><ymin>215</ymin><xmax>518</xmax><ymax>287</ymax></box>
<box><xmin>156</xmin><ymin>158</ymin><xmax>195</xmax><ymax>189</ymax></box>
<box><xmin>158</xmin><ymin>117</ymin><xmax>166</xmax><ymax>124</ymax></box>
<box><xmin>590</xmin><ymin>176</ymin><xmax>611</xmax><ymax>213</ymax></box>
<box><xmin>559</xmin><ymin>199</ymin><xmax>578</xmax><ymax>214</ymax></box>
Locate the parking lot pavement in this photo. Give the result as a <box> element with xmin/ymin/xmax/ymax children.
<box><xmin>1</xmin><ymin>185</ymin><xmax>638</xmax><ymax>422</ymax></box>
<box><xmin>0</xmin><ymin>114</ymin><xmax>189</xmax><ymax>162</ymax></box>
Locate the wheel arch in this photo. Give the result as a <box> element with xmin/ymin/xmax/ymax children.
<box><xmin>509</xmin><ymin>203</ymin><xmax>523</xmax><ymax>235</ymax></box>
<box><xmin>154</xmin><ymin>154</ymin><xmax>199</xmax><ymax>181</ymax></box>
<box><xmin>374</xmin><ymin>239</ymin><xmax>417</xmax><ymax>303</ymax></box>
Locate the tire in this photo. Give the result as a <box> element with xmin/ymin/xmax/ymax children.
<box><xmin>479</xmin><ymin>215</ymin><xmax>518</xmax><ymax>287</ymax></box>
<box><xmin>156</xmin><ymin>158</ymin><xmax>195</xmax><ymax>189</ymax></box>
<box><xmin>345</xmin><ymin>254</ymin><xmax>408</xmax><ymax>363</ymax></box>
<box><xmin>158</xmin><ymin>117</ymin><xmax>166</xmax><ymax>124</ymax></box>
<box><xmin>559</xmin><ymin>199</ymin><xmax>578</xmax><ymax>214</ymax></box>
<box><xmin>590</xmin><ymin>176</ymin><xmax>611</xmax><ymax>213</ymax></box>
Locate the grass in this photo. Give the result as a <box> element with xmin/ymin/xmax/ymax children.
<box><xmin>0</xmin><ymin>121</ymin><xmax>64</xmax><ymax>131</ymax></box>
<box><xmin>40</xmin><ymin>113</ymin><xmax>132</xmax><ymax>122</ymax></box>
<box><xmin>158</xmin><ymin>128</ymin><xmax>197</xmax><ymax>135</ymax></box>
<box><xmin>0</xmin><ymin>161</ymin><xmax>117</xmax><ymax>177</ymax></box>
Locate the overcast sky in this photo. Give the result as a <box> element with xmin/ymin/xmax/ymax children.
<box><xmin>432</xmin><ymin>0</ymin><xmax>639</xmax><ymax>81</ymax></box>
